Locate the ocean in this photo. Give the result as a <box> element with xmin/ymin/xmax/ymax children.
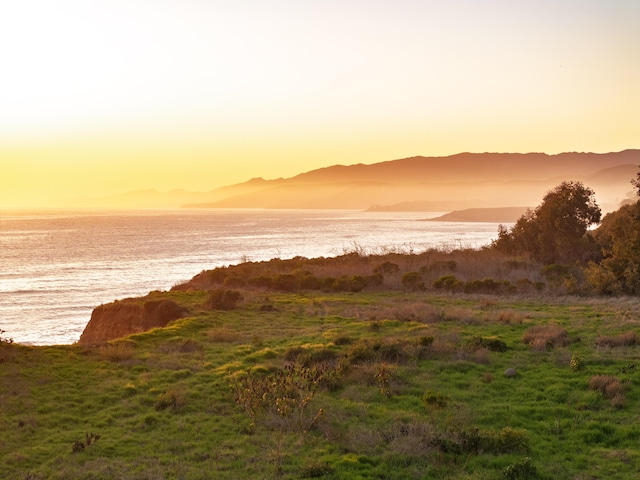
<box><xmin>0</xmin><ymin>209</ymin><xmax>505</xmax><ymax>345</ymax></box>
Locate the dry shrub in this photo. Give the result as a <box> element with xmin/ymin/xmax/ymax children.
<box><xmin>522</xmin><ymin>324</ymin><xmax>569</xmax><ymax>351</ymax></box>
<box><xmin>374</xmin><ymin>302</ymin><xmax>443</xmax><ymax>323</ymax></box>
<box><xmin>420</xmin><ymin>338</ymin><xmax>456</xmax><ymax>359</ymax></box>
<box><xmin>471</xmin><ymin>348</ymin><xmax>491</xmax><ymax>365</ymax></box>
<box><xmin>208</xmin><ymin>327</ymin><xmax>241</xmax><ymax>343</ymax></box>
<box><xmin>588</xmin><ymin>375</ymin><xmax>618</xmax><ymax>394</ymax></box>
<box><xmin>588</xmin><ymin>375</ymin><xmax>627</xmax><ymax>407</ymax></box>
<box><xmin>595</xmin><ymin>331</ymin><xmax>638</xmax><ymax>348</ymax></box>
<box><xmin>98</xmin><ymin>341</ymin><xmax>136</xmax><ymax>362</ymax></box>
<box><xmin>495</xmin><ymin>309</ymin><xmax>524</xmax><ymax>324</ymax></box>
<box><xmin>443</xmin><ymin>307</ymin><xmax>478</xmax><ymax>325</ymax></box>
<box><xmin>482</xmin><ymin>372</ymin><xmax>494</xmax><ymax>384</ymax></box>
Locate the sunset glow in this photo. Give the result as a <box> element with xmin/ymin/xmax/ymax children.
<box><xmin>1</xmin><ymin>0</ymin><xmax>639</xmax><ymax>208</ymax></box>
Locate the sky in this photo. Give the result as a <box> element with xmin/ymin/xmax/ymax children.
<box><xmin>1</xmin><ymin>0</ymin><xmax>639</xmax><ymax>208</ymax></box>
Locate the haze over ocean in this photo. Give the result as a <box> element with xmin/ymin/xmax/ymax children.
<box><xmin>0</xmin><ymin>209</ymin><xmax>505</xmax><ymax>345</ymax></box>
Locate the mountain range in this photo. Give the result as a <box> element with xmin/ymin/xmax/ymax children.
<box><xmin>87</xmin><ymin>150</ymin><xmax>640</xmax><ymax>213</ymax></box>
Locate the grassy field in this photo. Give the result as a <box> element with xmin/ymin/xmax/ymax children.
<box><xmin>2</xmin><ymin>286</ymin><xmax>640</xmax><ymax>479</ymax></box>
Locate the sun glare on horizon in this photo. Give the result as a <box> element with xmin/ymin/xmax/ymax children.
<box><xmin>1</xmin><ymin>0</ymin><xmax>639</xmax><ymax>208</ymax></box>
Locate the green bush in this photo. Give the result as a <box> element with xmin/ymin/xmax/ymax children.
<box><xmin>422</xmin><ymin>390</ymin><xmax>449</xmax><ymax>409</ymax></box>
<box><xmin>467</xmin><ymin>336</ymin><xmax>507</xmax><ymax>352</ymax></box>
<box><xmin>433</xmin><ymin>275</ymin><xmax>461</xmax><ymax>291</ymax></box>
<box><xmin>402</xmin><ymin>271</ymin><xmax>425</xmax><ymax>291</ymax></box>
<box><xmin>204</xmin><ymin>288</ymin><xmax>243</xmax><ymax>310</ymax></box>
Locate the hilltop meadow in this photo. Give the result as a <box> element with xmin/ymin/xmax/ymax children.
<box><xmin>2</xmin><ymin>244</ymin><xmax>640</xmax><ymax>479</ymax></box>
<box><xmin>3</xmin><ymin>179</ymin><xmax>640</xmax><ymax>479</ymax></box>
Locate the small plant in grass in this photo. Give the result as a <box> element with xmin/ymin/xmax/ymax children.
<box><xmin>374</xmin><ymin>363</ymin><xmax>395</xmax><ymax>398</ymax></box>
<box><xmin>502</xmin><ymin>456</ymin><xmax>539</xmax><ymax>480</ymax></box>
<box><xmin>422</xmin><ymin>390</ymin><xmax>449</xmax><ymax>409</ymax></box>
<box><xmin>72</xmin><ymin>433</ymin><xmax>100</xmax><ymax>453</ymax></box>
<box><xmin>570</xmin><ymin>353</ymin><xmax>584</xmax><ymax>371</ymax></box>
<box><xmin>123</xmin><ymin>382</ymin><xmax>137</xmax><ymax>397</ymax></box>
<box><xmin>155</xmin><ymin>389</ymin><xmax>187</xmax><ymax>411</ymax></box>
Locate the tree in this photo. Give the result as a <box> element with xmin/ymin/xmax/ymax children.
<box><xmin>590</xmin><ymin>201</ymin><xmax>640</xmax><ymax>294</ymax></box>
<box><xmin>493</xmin><ymin>181</ymin><xmax>601</xmax><ymax>264</ymax></box>
<box><xmin>631</xmin><ymin>165</ymin><xmax>640</xmax><ymax>198</ymax></box>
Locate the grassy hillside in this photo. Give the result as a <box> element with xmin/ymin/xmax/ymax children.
<box><xmin>2</xmin><ymin>256</ymin><xmax>640</xmax><ymax>479</ymax></box>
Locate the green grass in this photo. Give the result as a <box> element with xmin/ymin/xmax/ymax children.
<box><xmin>2</xmin><ymin>291</ymin><xmax>640</xmax><ymax>479</ymax></box>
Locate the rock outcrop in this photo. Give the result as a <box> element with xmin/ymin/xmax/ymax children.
<box><xmin>78</xmin><ymin>298</ymin><xmax>187</xmax><ymax>345</ymax></box>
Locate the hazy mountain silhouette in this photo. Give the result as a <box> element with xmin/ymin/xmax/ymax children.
<box><xmin>184</xmin><ymin>150</ymin><xmax>639</xmax><ymax>213</ymax></box>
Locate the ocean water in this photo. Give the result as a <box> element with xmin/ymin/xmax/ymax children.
<box><xmin>0</xmin><ymin>209</ymin><xmax>505</xmax><ymax>345</ymax></box>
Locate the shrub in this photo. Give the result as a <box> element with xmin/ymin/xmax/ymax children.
<box><xmin>422</xmin><ymin>390</ymin><xmax>449</xmax><ymax>409</ymax></box>
<box><xmin>299</xmin><ymin>273</ymin><xmax>322</xmax><ymax>290</ymax></box>
<box><xmin>466</xmin><ymin>336</ymin><xmax>507</xmax><ymax>353</ymax></box>
<box><xmin>374</xmin><ymin>261</ymin><xmax>400</xmax><ymax>276</ymax></box>
<box><xmin>155</xmin><ymin>389</ymin><xmax>186</xmax><ymax>411</ymax></box>
<box><xmin>273</xmin><ymin>274</ymin><xmax>299</xmax><ymax>292</ymax></box>
<box><xmin>233</xmin><ymin>364</ymin><xmax>327</xmax><ymax>432</ymax></box>
<box><xmin>595</xmin><ymin>331</ymin><xmax>638</xmax><ymax>348</ymax></box>
<box><xmin>98</xmin><ymin>341</ymin><xmax>136</xmax><ymax>362</ymax></box>
<box><xmin>401</xmin><ymin>271</ymin><xmax>425</xmax><ymax>291</ymax></box>
<box><xmin>204</xmin><ymin>288</ymin><xmax>243</xmax><ymax>310</ymax></box>
<box><xmin>345</xmin><ymin>341</ymin><xmax>377</xmax><ymax>365</ymax></box>
<box><xmin>486</xmin><ymin>426</ymin><xmax>530</xmax><ymax>453</ymax></box>
<box><xmin>464</xmin><ymin>278</ymin><xmax>513</xmax><ymax>294</ymax></box>
<box><xmin>209</xmin><ymin>327</ymin><xmax>241</xmax><ymax>343</ymax></box>
<box><xmin>522</xmin><ymin>324</ymin><xmax>569</xmax><ymax>351</ymax></box>
<box><xmin>223</xmin><ymin>274</ymin><xmax>245</xmax><ymax>288</ymax></box>
<box><xmin>433</xmin><ymin>275</ymin><xmax>461</xmax><ymax>291</ymax></box>
<box><xmin>248</xmin><ymin>275</ymin><xmax>274</xmax><ymax>289</ymax></box>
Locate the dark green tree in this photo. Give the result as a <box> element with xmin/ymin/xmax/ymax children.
<box><xmin>590</xmin><ymin>201</ymin><xmax>640</xmax><ymax>294</ymax></box>
<box><xmin>493</xmin><ymin>181</ymin><xmax>601</xmax><ymax>264</ymax></box>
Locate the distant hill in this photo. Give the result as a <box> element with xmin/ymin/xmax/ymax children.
<box><xmin>427</xmin><ymin>207</ymin><xmax>530</xmax><ymax>223</ymax></box>
<box><xmin>185</xmin><ymin>150</ymin><xmax>640</xmax><ymax>212</ymax></box>
<box><xmin>81</xmin><ymin>150</ymin><xmax>639</xmax><ymax>210</ymax></box>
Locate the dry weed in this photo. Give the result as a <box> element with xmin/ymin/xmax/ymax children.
<box><xmin>208</xmin><ymin>327</ymin><xmax>241</xmax><ymax>343</ymax></box>
<box><xmin>97</xmin><ymin>341</ymin><xmax>136</xmax><ymax>362</ymax></box>
<box><xmin>595</xmin><ymin>331</ymin><xmax>638</xmax><ymax>348</ymax></box>
<box><xmin>522</xmin><ymin>324</ymin><xmax>569</xmax><ymax>351</ymax></box>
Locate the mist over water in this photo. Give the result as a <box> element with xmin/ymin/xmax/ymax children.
<box><xmin>0</xmin><ymin>209</ymin><xmax>505</xmax><ymax>345</ymax></box>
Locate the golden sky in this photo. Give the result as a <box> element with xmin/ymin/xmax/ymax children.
<box><xmin>1</xmin><ymin>0</ymin><xmax>639</xmax><ymax>208</ymax></box>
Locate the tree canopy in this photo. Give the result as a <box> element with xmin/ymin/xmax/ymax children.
<box><xmin>493</xmin><ymin>181</ymin><xmax>601</xmax><ymax>264</ymax></box>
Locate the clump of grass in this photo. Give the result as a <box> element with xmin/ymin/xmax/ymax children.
<box><xmin>595</xmin><ymin>331</ymin><xmax>638</xmax><ymax>348</ymax></box>
<box><xmin>494</xmin><ymin>309</ymin><xmax>524</xmax><ymax>324</ymax></box>
<box><xmin>522</xmin><ymin>324</ymin><xmax>569</xmax><ymax>351</ymax></box>
<box><xmin>422</xmin><ymin>390</ymin><xmax>449</xmax><ymax>409</ymax></box>
<box><xmin>588</xmin><ymin>375</ymin><xmax>627</xmax><ymax>408</ymax></box>
<box><xmin>178</xmin><ymin>338</ymin><xmax>202</xmax><ymax>353</ymax></box>
<box><xmin>155</xmin><ymin>389</ymin><xmax>187</xmax><ymax>411</ymax></box>
<box><xmin>97</xmin><ymin>341</ymin><xmax>136</xmax><ymax>362</ymax></box>
<box><xmin>208</xmin><ymin>327</ymin><xmax>241</xmax><ymax>343</ymax></box>
<box><xmin>502</xmin><ymin>456</ymin><xmax>539</xmax><ymax>480</ymax></box>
